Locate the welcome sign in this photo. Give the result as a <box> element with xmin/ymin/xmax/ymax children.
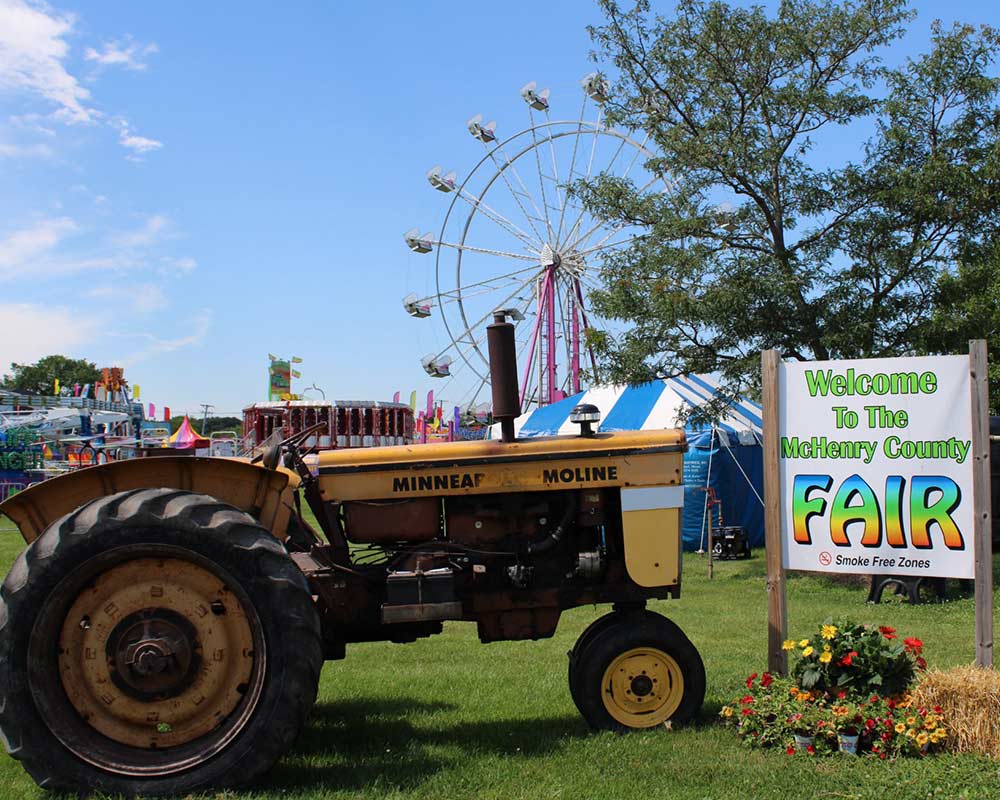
<box><xmin>778</xmin><ymin>355</ymin><xmax>975</xmax><ymax>579</ymax></box>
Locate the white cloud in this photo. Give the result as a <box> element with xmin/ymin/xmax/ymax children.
<box><xmin>0</xmin><ymin>216</ymin><xmax>77</xmax><ymax>271</ymax></box>
<box><xmin>114</xmin><ymin>213</ymin><xmax>170</xmax><ymax>248</ymax></box>
<box><xmin>84</xmin><ymin>38</ymin><xmax>157</xmax><ymax>72</ymax></box>
<box><xmin>160</xmin><ymin>255</ymin><xmax>197</xmax><ymax>273</ymax></box>
<box><xmin>0</xmin><ymin>0</ymin><xmax>95</xmax><ymax>123</ymax></box>
<box><xmin>120</xmin><ymin>310</ymin><xmax>213</xmax><ymax>364</ymax></box>
<box><xmin>88</xmin><ymin>282</ymin><xmax>166</xmax><ymax>312</ymax></box>
<box><xmin>0</xmin><ymin>5</ymin><xmax>162</xmax><ymax>158</ymax></box>
<box><xmin>0</xmin><ymin>302</ymin><xmax>98</xmax><ymax>366</ymax></box>
<box><xmin>0</xmin><ymin>139</ymin><xmax>52</xmax><ymax>158</ymax></box>
<box><xmin>115</xmin><ymin>118</ymin><xmax>162</xmax><ymax>156</ymax></box>
<box><xmin>8</xmin><ymin>112</ymin><xmax>55</xmax><ymax>136</ymax></box>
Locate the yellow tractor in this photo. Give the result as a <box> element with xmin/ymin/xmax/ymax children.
<box><xmin>0</xmin><ymin>313</ymin><xmax>704</xmax><ymax>796</ymax></box>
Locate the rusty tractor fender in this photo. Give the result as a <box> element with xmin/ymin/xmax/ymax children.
<box><xmin>0</xmin><ymin>457</ymin><xmax>300</xmax><ymax>544</ymax></box>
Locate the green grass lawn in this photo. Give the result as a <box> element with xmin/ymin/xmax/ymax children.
<box><xmin>2</xmin><ymin>518</ymin><xmax>999</xmax><ymax>799</ymax></box>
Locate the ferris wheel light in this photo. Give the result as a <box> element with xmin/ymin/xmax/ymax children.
<box><xmin>581</xmin><ymin>72</ymin><xmax>609</xmax><ymax>103</ymax></box>
<box><xmin>519</xmin><ymin>81</ymin><xmax>550</xmax><ymax>111</ymax></box>
<box><xmin>466</xmin><ymin>114</ymin><xmax>497</xmax><ymax>143</ymax></box>
<box><xmin>494</xmin><ymin>307</ymin><xmax>524</xmax><ymax>322</ymax></box>
<box><xmin>421</xmin><ymin>354</ymin><xmax>452</xmax><ymax>378</ymax></box>
<box><xmin>426</xmin><ymin>165</ymin><xmax>457</xmax><ymax>192</ymax></box>
<box><xmin>404</xmin><ymin>227</ymin><xmax>434</xmax><ymax>254</ymax></box>
<box><xmin>403</xmin><ymin>292</ymin><xmax>433</xmax><ymax>318</ymax></box>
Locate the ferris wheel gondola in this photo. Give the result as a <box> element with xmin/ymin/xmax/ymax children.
<box><xmin>403</xmin><ymin>73</ymin><xmax>667</xmax><ymax>411</ymax></box>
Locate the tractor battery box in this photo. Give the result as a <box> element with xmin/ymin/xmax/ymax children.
<box><xmin>385</xmin><ymin>568</ymin><xmax>456</xmax><ymax>606</ymax></box>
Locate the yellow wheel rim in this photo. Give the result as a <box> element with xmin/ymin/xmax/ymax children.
<box><xmin>57</xmin><ymin>557</ymin><xmax>257</xmax><ymax>750</ymax></box>
<box><xmin>601</xmin><ymin>646</ymin><xmax>683</xmax><ymax>728</ymax></box>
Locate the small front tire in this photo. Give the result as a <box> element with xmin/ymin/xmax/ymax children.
<box><xmin>569</xmin><ymin>611</ymin><xmax>705</xmax><ymax>731</ymax></box>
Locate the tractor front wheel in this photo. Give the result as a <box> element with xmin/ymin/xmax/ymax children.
<box><xmin>0</xmin><ymin>488</ymin><xmax>322</xmax><ymax>796</ymax></box>
<box><xmin>569</xmin><ymin>611</ymin><xmax>705</xmax><ymax>731</ymax></box>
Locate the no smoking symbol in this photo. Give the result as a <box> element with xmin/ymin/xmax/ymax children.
<box><xmin>818</xmin><ymin>551</ymin><xmax>832</xmax><ymax>566</ymax></box>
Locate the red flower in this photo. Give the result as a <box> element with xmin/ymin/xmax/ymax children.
<box><xmin>934</xmin><ymin>705</ymin><xmax>942</xmax><ymax>714</ymax></box>
<box><xmin>740</xmin><ymin>695</ymin><xmax>754</xmax><ymax>705</ymax></box>
<box><xmin>837</xmin><ymin>691</ymin><xmax>847</xmax><ymax>700</ymax></box>
<box><xmin>882</xmin><ymin>732</ymin><xmax>891</xmax><ymax>742</ymax></box>
<box><xmin>806</xmin><ymin>744</ymin><xmax>816</xmax><ymax>755</ymax></box>
<box><xmin>879</xmin><ymin>625</ymin><xmax>897</xmax><ymax>639</ymax></box>
<box><xmin>746</xmin><ymin>673</ymin><xmax>758</xmax><ymax>688</ymax></box>
<box><xmin>865</xmin><ymin>719</ymin><xmax>876</xmax><ymax>730</ymax></box>
<box><xmin>786</xmin><ymin>746</ymin><xmax>796</xmax><ymax>755</ymax></box>
<box><xmin>903</xmin><ymin>637</ymin><xmax>924</xmax><ymax>653</ymax></box>
<box><xmin>870</xmin><ymin>695</ymin><xmax>880</xmax><ymax>703</ymax></box>
<box><xmin>888</xmin><ymin>699</ymin><xmax>897</xmax><ymax>709</ymax></box>
<box><xmin>916</xmin><ymin>656</ymin><xmax>927</xmax><ymax>670</ymax></box>
<box><xmin>879</xmin><ymin>752</ymin><xmax>887</xmax><ymax>760</ymax></box>
<box><xmin>742</xmin><ymin>708</ymin><xmax>753</xmax><ymax>716</ymax></box>
<box><xmin>761</xmin><ymin>672</ymin><xmax>774</xmax><ymax>688</ymax></box>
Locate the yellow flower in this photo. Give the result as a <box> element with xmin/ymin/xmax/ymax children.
<box><xmin>721</xmin><ymin>706</ymin><xmax>733</xmax><ymax>718</ymax></box>
<box><xmin>802</xmin><ymin>646</ymin><xmax>814</xmax><ymax>657</ymax></box>
<box><xmin>799</xmin><ymin>639</ymin><xmax>810</xmax><ymax>648</ymax></box>
<box><xmin>782</xmin><ymin>639</ymin><xmax>796</xmax><ymax>651</ymax></box>
<box><xmin>906</xmin><ymin>729</ymin><xmax>916</xmax><ymax>738</ymax></box>
<box><xmin>821</xmin><ymin>624</ymin><xmax>838</xmax><ymax>640</ymax></box>
<box><xmin>916</xmin><ymin>732</ymin><xmax>929</xmax><ymax>746</ymax></box>
<box><xmin>935</xmin><ymin>728</ymin><xmax>947</xmax><ymax>738</ymax></box>
<box><xmin>906</xmin><ymin>716</ymin><xmax>917</xmax><ymax>726</ymax></box>
<box><xmin>823</xmin><ymin>644</ymin><xmax>831</xmax><ymax>652</ymax></box>
<box><xmin>895</xmin><ymin>723</ymin><xmax>906</xmax><ymax>734</ymax></box>
<box><xmin>819</xmin><ymin>651</ymin><xmax>832</xmax><ymax>663</ymax></box>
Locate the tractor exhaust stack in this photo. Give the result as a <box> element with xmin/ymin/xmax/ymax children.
<box><xmin>488</xmin><ymin>310</ymin><xmax>521</xmax><ymax>443</ymax></box>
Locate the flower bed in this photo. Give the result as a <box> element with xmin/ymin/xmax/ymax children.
<box><xmin>720</xmin><ymin>620</ymin><xmax>947</xmax><ymax>758</ymax></box>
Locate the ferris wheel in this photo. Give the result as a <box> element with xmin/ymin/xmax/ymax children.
<box><xmin>403</xmin><ymin>73</ymin><xmax>665</xmax><ymax>410</ymax></box>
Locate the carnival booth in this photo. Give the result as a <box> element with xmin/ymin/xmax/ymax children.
<box><xmin>497</xmin><ymin>375</ymin><xmax>765</xmax><ymax>551</ymax></box>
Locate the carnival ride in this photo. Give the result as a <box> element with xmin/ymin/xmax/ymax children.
<box><xmin>242</xmin><ymin>399</ymin><xmax>415</xmax><ymax>453</ymax></box>
<box><xmin>403</xmin><ymin>74</ymin><xmax>666</xmax><ymax>412</ymax></box>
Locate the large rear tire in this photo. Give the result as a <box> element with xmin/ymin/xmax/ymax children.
<box><xmin>569</xmin><ymin>611</ymin><xmax>705</xmax><ymax>731</ymax></box>
<box><xmin>0</xmin><ymin>488</ymin><xmax>323</xmax><ymax>796</ymax></box>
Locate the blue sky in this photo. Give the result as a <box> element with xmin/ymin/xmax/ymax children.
<box><xmin>1</xmin><ymin>0</ymin><xmax>996</xmax><ymax>417</ymax></box>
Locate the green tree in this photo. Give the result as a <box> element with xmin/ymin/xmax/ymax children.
<box><xmin>915</xmin><ymin>240</ymin><xmax>1000</xmax><ymax>414</ymax></box>
<box><xmin>2</xmin><ymin>355</ymin><xmax>102</xmax><ymax>396</ymax></box>
<box><xmin>578</xmin><ymin>0</ymin><xmax>1000</xmax><ymax>411</ymax></box>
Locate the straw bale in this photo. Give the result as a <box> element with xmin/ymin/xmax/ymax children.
<box><xmin>912</xmin><ymin>665</ymin><xmax>1000</xmax><ymax>758</ymax></box>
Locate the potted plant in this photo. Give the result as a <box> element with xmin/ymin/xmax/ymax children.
<box><xmin>787</xmin><ymin>706</ymin><xmax>819</xmax><ymax>752</ymax></box>
<box><xmin>829</xmin><ymin>702</ymin><xmax>864</xmax><ymax>754</ymax></box>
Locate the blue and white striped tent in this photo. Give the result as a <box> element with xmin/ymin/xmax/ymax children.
<box><xmin>496</xmin><ymin>375</ymin><xmax>766</xmax><ymax>551</ymax></box>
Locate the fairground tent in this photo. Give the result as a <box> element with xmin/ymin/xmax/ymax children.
<box><xmin>495</xmin><ymin>375</ymin><xmax>765</xmax><ymax>551</ymax></box>
<box><xmin>166</xmin><ymin>417</ymin><xmax>210</xmax><ymax>450</ymax></box>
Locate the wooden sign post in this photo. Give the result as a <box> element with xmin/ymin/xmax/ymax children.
<box><xmin>969</xmin><ymin>340</ymin><xmax>993</xmax><ymax>667</ymax></box>
<box><xmin>762</xmin><ymin>349</ymin><xmax>788</xmax><ymax>675</ymax></box>
<box><xmin>763</xmin><ymin>343</ymin><xmax>992</xmax><ymax>672</ymax></box>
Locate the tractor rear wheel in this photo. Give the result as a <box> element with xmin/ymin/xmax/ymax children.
<box><xmin>569</xmin><ymin>611</ymin><xmax>705</xmax><ymax>731</ymax></box>
<box><xmin>0</xmin><ymin>488</ymin><xmax>322</xmax><ymax>796</ymax></box>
